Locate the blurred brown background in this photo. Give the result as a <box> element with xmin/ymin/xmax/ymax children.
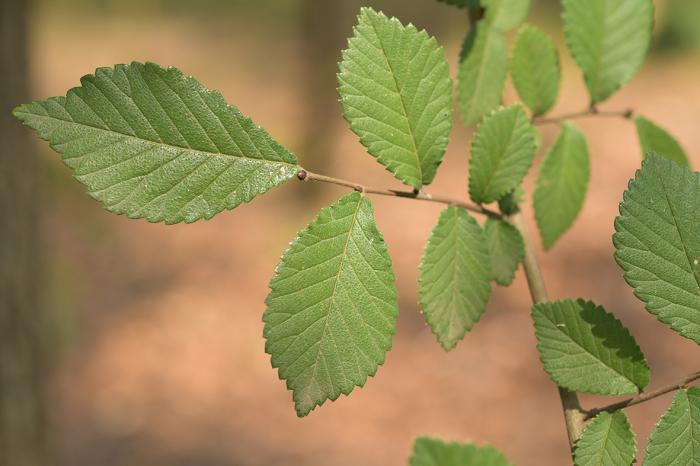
<box><xmin>2</xmin><ymin>0</ymin><xmax>700</xmax><ymax>464</ymax></box>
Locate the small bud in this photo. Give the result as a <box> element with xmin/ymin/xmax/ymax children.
<box><xmin>296</xmin><ymin>169</ymin><xmax>308</xmax><ymax>181</ymax></box>
<box><xmin>498</xmin><ymin>188</ymin><xmax>522</xmax><ymax>216</ymax></box>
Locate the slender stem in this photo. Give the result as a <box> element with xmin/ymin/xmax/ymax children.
<box><xmin>295</xmin><ymin>101</ymin><xmax>635</xmax><ymax>453</ymax></box>
<box><xmin>511</xmin><ymin>212</ymin><xmax>587</xmax><ymax>451</ymax></box>
<box><xmin>297</xmin><ymin>169</ymin><xmax>502</xmax><ymax>218</ymax></box>
<box><xmin>460</xmin><ymin>0</ymin><xmax>585</xmax><ymax>454</ymax></box>
<box><xmin>534</xmin><ymin>107</ymin><xmax>634</xmax><ymax>126</ymax></box>
<box><xmin>299</xmin><ymin>169</ymin><xmax>588</xmax><ymax>449</ymax></box>
<box><xmin>585</xmin><ymin>371</ymin><xmax>700</xmax><ymax>420</ymax></box>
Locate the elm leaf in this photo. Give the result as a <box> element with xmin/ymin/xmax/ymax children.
<box><xmin>13</xmin><ymin>62</ymin><xmax>298</xmax><ymax>224</ymax></box>
<box><xmin>457</xmin><ymin>23</ymin><xmax>509</xmax><ymax>126</ymax></box>
<box><xmin>484</xmin><ymin>218</ymin><xmax>524</xmax><ymax>286</ymax></box>
<box><xmin>532</xmin><ymin>299</ymin><xmax>649</xmax><ymax>395</ymax></box>
<box><xmin>635</xmin><ymin>116</ymin><xmax>690</xmax><ymax>167</ymax></box>
<box><xmin>410</xmin><ymin>437</ymin><xmax>512</xmax><ymax>466</ymax></box>
<box><xmin>338</xmin><ymin>7</ymin><xmax>453</xmax><ymax>189</ymax></box>
<box><xmin>264</xmin><ymin>192</ymin><xmax>398</xmax><ymax>416</ymax></box>
<box><xmin>483</xmin><ymin>0</ymin><xmax>531</xmax><ymax>32</ymax></box>
<box><xmin>534</xmin><ymin>123</ymin><xmax>590</xmax><ymax>249</ymax></box>
<box><xmin>645</xmin><ymin>388</ymin><xmax>700</xmax><ymax>465</ymax></box>
<box><xmin>511</xmin><ymin>25</ymin><xmax>560</xmax><ymax>116</ymax></box>
<box><xmin>468</xmin><ymin>105</ymin><xmax>537</xmax><ymax>204</ymax></box>
<box><xmin>418</xmin><ymin>206</ymin><xmax>492</xmax><ymax>350</ymax></box>
<box><xmin>614</xmin><ymin>155</ymin><xmax>700</xmax><ymax>344</ymax></box>
<box><xmin>574</xmin><ymin>412</ymin><xmax>636</xmax><ymax>466</ymax></box>
<box><xmin>563</xmin><ymin>0</ymin><xmax>654</xmax><ymax>103</ymax></box>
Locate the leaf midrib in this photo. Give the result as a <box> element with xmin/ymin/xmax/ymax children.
<box><xmin>477</xmin><ymin>113</ymin><xmax>522</xmax><ymax>200</ymax></box>
<box><xmin>539</xmin><ymin>129</ymin><xmax>585</xmax><ymax>202</ymax></box>
<box><xmin>655</xmin><ymin>390</ymin><xmax>695</xmax><ymax>463</ymax></box>
<box><xmin>658</xmin><ymin>173</ymin><xmax>700</xmax><ymax>294</ymax></box>
<box><xmin>465</xmin><ymin>27</ymin><xmax>499</xmax><ymax>122</ymax></box>
<box><xmin>595</xmin><ymin>414</ymin><xmax>614</xmax><ymax>466</ymax></box>
<box><xmin>538</xmin><ymin>308</ymin><xmax>637</xmax><ymax>388</ymax></box>
<box><xmin>520</xmin><ymin>36</ymin><xmax>548</xmax><ymax>112</ymax></box>
<box><xmin>588</xmin><ymin>0</ymin><xmax>608</xmax><ymax>98</ymax></box>
<box><xmin>687</xmin><ymin>391</ymin><xmax>696</xmax><ymax>463</ymax></box>
<box><xmin>305</xmin><ymin>196</ymin><xmax>364</xmax><ymax>396</ymax></box>
<box><xmin>446</xmin><ymin>207</ymin><xmax>467</xmax><ymax>338</ymax></box>
<box><xmin>15</xmin><ymin>110</ymin><xmax>297</xmax><ymax>168</ymax></box>
<box><xmin>367</xmin><ymin>14</ymin><xmax>424</xmax><ymax>185</ymax></box>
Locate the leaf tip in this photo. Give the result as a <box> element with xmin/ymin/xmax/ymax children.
<box><xmin>11</xmin><ymin>104</ymin><xmax>27</xmax><ymax>121</ymax></box>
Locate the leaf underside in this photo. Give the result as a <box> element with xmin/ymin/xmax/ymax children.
<box><xmin>410</xmin><ymin>437</ymin><xmax>513</xmax><ymax>466</ymax></box>
<box><xmin>338</xmin><ymin>7</ymin><xmax>453</xmax><ymax>189</ymax></box>
<box><xmin>534</xmin><ymin>122</ymin><xmax>590</xmax><ymax>250</ymax></box>
<box><xmin>574</xmin><ymin>412</ymin><xmax>636</xmax><ymax>466</ymax></box>
<box><xmin>613</xmin><ymin>154</ymin><xmax>700</xmax><ymax>344</ymax></box>
<box><xmin>635</xmin><ymin>116</ymin><xmax>690</xmax><ymax>167</ymax></box>
<box><xmin>563</xmin><ymin>0</ymin><xmax>654</xmax><ymax>103</ymax></box>
<box><xmin>418</xmin><ymin>206</ymin><xmax>492</xmax><ymax>350</ymax></box>
<box><xmin>13</xmin><ymin>62</ymin><xmax>298</xmax><ymax>224</ymax></box>
<box><xmin>532</xmin><ymin>299</ymin><xmax>649</xmax><ymax>395</ymax></box>
<box><xmin>263</xmin><ymin>192</ymin><xmax>398</xmax><ymax>417</ymax></box>
<box><xmin>484</xmin><ymin>218</ymin><xmax>524</xmax><ymax>286</ymax></box>
<box><xmin>457</xmin><ymin>23</ymin><xmax>509</xmax><ymax>126</ymax></box>
<box><xmin>511</xmin><ymin>24</ymin><xmax>560</xmax><ymax>116</ymax></box>
<box><xmin>468</xmin><ymin>105</ymin><xmax>537</xmax><ymax>204</ymax></box>
<box><xmin>644</xmin><ymin>388</ymin><xmax>700</xmax><ymax>465</ymax></box>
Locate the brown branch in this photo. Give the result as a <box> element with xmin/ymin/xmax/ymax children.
<box><xmin>534</xmin><ymin>106</ymin><xmax>634</xmax><ymax>126</ymax></box>
<box><xmin>511</xmin><ymin>213</ymin><xmax>586</xmax><ymax>452</ymax></box>
<box><xmin>585</xmin><ymin>371</ymin><xmax>700</xmax><ymax>420</ymax></box>
<box><xmin>297</xmin><ymin>169</ymin><xmax>502</xmax><ymax>218</ymax></box>
<box><xmin>297</xmin><ymin>101</ymin><xmax>635</xmax><ymax>453</ymax></box>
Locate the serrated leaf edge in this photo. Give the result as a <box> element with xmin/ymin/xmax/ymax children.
<box><xmin>263</xmin><ymin>192</ymin><xmax>398</xmax><ymax>417</ymax></box>
<box><xmin>337</xmin><ymin>7</ymin><xmax>453</xmax><ymax>189</ymax></box>
<box><xmin>13</xmin><ymin>61</ymin><xmax>299</xmax><ymax>224</ymax></box>
<box><xmin>532</xmin><ymin>299</ymin><xmax>649</xmax><ymax>395</ymax></box>
<box><xmin>468</xmin><ymin>103</ymin><xmax>537</xmax><ymax>204</ymax></box>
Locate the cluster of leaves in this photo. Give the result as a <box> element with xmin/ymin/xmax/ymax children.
<box><xmin>12</xmin><ymin>0</ymin><xmax>698</xmax><ymax>464</ymax></box>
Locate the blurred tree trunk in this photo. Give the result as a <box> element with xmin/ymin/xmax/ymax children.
<box><xmin>296</xmin><ymin>0</ymin><xmax>358</xmax><ymax>197</ymax></box>
<box><xmin>0</xmin><ymin>1</ymin><xmax>49</xmax><ymax>465</ymax></box>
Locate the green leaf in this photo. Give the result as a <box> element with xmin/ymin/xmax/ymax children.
<box><xmin>645</xmin><ymin>388</ymin><xmax>700</xmax><ymax>465</ymax></box>
<box><xmin>511</xmin><ymin>25</ymin><xmax>560</xmax><ymax>116</ymax></box>
<box><xmin>457</xmin><ymin>23</ymin><xmax>509</xmax><ymax>126</ymax></box>
<box><xmin>459</xmin><ymin>24</ymin><xmax>479</xmax><ymax>63</ymax></box>
<box><xmin>574</xmin><ymin>412</ymin><xmax>636</xmax><ymax>466</ymax></box>
<box><xmin>635</xmin><ymin>116</ymin><xmax>690</xmax><ymax>167</ymax></box>
<box><xmin>418</xmin><ymin>206</ymin><xmax>492</xmax><ymax>350</ymax></box>
<box><xmin>563</xmin><ymin>0</ymin><xmax>654</xmax><ymax>103</ymax></box>
<box><xmin>534</xmin><ymin>123</ymin><xmax>590</xmax><ymax>249</ymax></box>
<box><xmin>13</xmin><ymin>62</ymin><xmax>298</xmax><ymax>224</ymax></box>
<box><xmin>531</xmin><ymin>299</ymin><xmax>650</xmax><ymax>395</ymax></box>
<box><xmin>338</xmin><ymin>7</ymin><xmax>453</xmax><ymax>189</ymax></box>
<box><xmin>484</xmin><ymin>218</ymin><xmax>524</xmax><ymax>286</ymax></box>
<box><xmin>410</xmin><ymin>437</ymin><xmax>512</xmax><ymax>466</ymax></box>
<box><xmin>468</xmin><ymin>105</ymin><xmax>537</xmax><ymax>204</ymax></box>
<box><xmin>263</xmin><ymin>192</ymin><xmax>398</xmax><ymax>417</ymax></box>
<box><xmin>613</xmin><ymin>154</ymin><xmax>700</xmax><ymax>344</ymax></box>
<box><xmin>483</xmin><ymin>0</ymin><xmax>531</xmax><ymax>32</ymax></box>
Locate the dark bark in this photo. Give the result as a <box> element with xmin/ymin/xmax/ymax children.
<box><xmin>297</xmin><ymin>0</ymin><xmax>358</xmax><ymax>178</ymax></box>
<box><xmin>0</xmin><ymin>1</ymin><xmax>49</xmax><ymax>465</ymax></box>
